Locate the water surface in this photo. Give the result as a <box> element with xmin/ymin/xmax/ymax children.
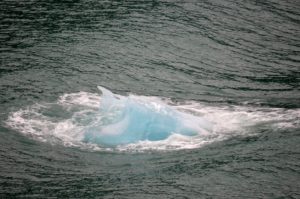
<box><xmin>1</xmin><ymin>0</ymin><xmax>300</xmax><ymax>198</ymax></box>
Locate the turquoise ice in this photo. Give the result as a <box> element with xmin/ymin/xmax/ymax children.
<box><xmin>84</xmin><ymin>86</ymin><xmax>212</xmax><ymax>146</ymax></box>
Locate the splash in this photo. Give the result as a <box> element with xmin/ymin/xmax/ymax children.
<box><xmin>5</xmin><ymin>87</ymin><xmax>300</xmax><ymax>151</ymax></box>
<box><xmin>84</xmin><ymin>87</ymin><xmax>212</xmax><ymax>146</ymax></box>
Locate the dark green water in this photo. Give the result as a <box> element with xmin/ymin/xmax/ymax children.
<box><xmin>1</xmin><ymin>0</ymin><xmax>300</xmax><ymax>198</ymax></box>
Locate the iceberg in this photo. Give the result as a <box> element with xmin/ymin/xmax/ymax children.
<box><xmin>84</xmin><ymin>86</ymin><xmax>212</xmax><ymax>146</ymax></box>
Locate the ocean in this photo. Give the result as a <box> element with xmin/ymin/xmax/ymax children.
<box><xmin>0</xmin><ymin>0</ymin><xmax>300</xmax><ymax>198</ymax></box>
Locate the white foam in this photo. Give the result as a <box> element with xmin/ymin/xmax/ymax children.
<box><xmin>58</xmin><ymin>91</ymin><xmax>101</xmax><ymax>109</ymax></box>
<box><xmin>5</xmin><ymin>91</ymin><xmax>300</xmax><ymax>152</ymax></box>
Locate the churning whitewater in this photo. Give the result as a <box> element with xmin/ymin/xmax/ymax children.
<box><xmin>6</xmin><ymin>87</ymin><xmax>300</xmax><ymax>151</ymax></box>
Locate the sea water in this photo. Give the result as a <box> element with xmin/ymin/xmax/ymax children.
<box><xmin>1</xmin><ymin>0</ymin><xmax>299</xmax><ymax>198</ymax></box>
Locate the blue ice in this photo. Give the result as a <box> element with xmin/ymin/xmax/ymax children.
<box><xmin>84</xmin><ymin>86</ymin><xmax>211</xmax><ymax>146</ymax></box>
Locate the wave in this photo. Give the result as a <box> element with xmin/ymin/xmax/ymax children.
<box><xmin>6</xmin><ymin>87</ymin><xmax>300</xmax><ymax>151</ymax></box>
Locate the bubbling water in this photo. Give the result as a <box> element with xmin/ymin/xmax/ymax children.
<box><xmin>5</xmin><ymin>87</ymin><xmax>300</xmax><ymax>151</ymax></box>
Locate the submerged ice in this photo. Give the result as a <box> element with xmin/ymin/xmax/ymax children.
<box><xmin>84</xmin><ymin>86</ymin><xmax>212</xmax><ymax>146</ymax></box>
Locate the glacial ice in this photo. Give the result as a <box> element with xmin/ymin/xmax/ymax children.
<box><xmin>84</xmin><ymin>86</ymin><xmax>212</xmax><ymax>146</ymax></box>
